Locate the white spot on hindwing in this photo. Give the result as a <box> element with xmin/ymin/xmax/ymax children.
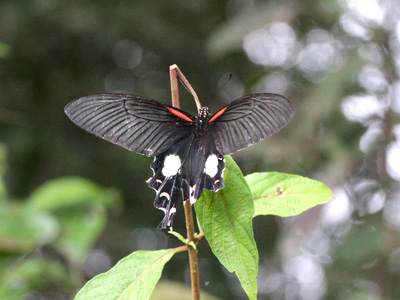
<box><xmin>204</xmin><ymin>154</ymin><xmax>219</xmax><ymax>177</ymax></box>
<box><xmin>162</xmin><ymin>155</ymin><xmax>181</xmax><ymax>177</ymax></box>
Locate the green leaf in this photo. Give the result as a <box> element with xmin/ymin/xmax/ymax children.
<box><xmin>168</xmin><ymin>231</ymin><xmax>197</xmax><ymax>250</ymax></box>
<box><xmin>0</xmin><ymin>202</ymin><xmax>58</xmax><ymax>252</ymax></box>
<box><xmin>75</xmin><ymin>248</ymin><xmax>181</xmax><ymax>300</ymax></box>
<box><xmin>195</xmin><ymin>156</ymin><xmax>258</xmax><ymax>300</ymax></box>
<box><xmin>168</xmin><ymin>230</ymin><xmax>187</xmax><ymax>244</ymax></box>
<box><xmin>28</xmin><ymin>177</ymin><xmax>122</xmax><ymax>263</ymax></box>
<box><xmin>245</xmin><ymin>172</ymin><xmax>333</xmax><ymax>217</ymax></box>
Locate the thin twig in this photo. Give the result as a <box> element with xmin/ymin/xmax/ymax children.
<box><xmin>184</xmin><ymin>199</ymin><xmax>201</xmax><ymax>300</ymax></box>
<box><xmin>169</xmin><ymin>65</ymin><xmax>180</xmax><ymax>109</ymax></box>
<box><xmin>169</xmin><ymin>64</ymin><xmax>201</xmax><ymax>300</ymax></box>
<box><xmin>169</xmin><ymin>64</ymin><xmax>202</xmax><ymax>112</ymax></box>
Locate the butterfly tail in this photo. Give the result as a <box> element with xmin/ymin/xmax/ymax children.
<box><xmin>149</xmin><ymin>155</ymin><xmax>182</xmax><ymax>230</ymax></box>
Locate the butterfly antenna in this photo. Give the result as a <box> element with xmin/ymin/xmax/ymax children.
<box><xmin>179</xmin><ymin>77</ymin><xmax>197</xmax><ymax>99</ymax></box>
<box><xmin>219</xmin><ymin>74</ymin><xmax>233</xmax><ymax>90</ymax></box>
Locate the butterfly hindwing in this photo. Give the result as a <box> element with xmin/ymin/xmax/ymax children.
<box><xmin>148</xmin><ymin>152</ymin><xmax>182</xmax><ymax>229</ymax></box>
<box><xmin>64</xmin><ymin>94</ymin><xmax>194</xmax><ymax>157</ymax></box>
<box><xmin>208</xmin><ymin>93</ymin><xmax>295</xmax><ymax>155</ymax></box>
<box><xmin>148</xmin><ymin>139</ymin><xmax>189</xmax><ymax>229</ymax></box>
<box><xmin>148</xmin><ymin>134</ymin><xmax>226</xmax><ymax>229</ymax></box>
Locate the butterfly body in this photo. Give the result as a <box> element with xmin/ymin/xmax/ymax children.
<box><xmin>65</xmin><ymin>93</ymin><xmax>294</xmax><ymax>229</ymax></box>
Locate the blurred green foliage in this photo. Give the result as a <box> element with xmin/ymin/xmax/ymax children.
<box><xmin>0</xmin><ymin>145</ymin><xmax>121</xmax><ymax>299</ymax></box>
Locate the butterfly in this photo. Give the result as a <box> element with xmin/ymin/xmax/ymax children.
<box><xmin>64</xmin><ymin>93</ymin><xmax>294</xmax><ymax>229</ymax></box>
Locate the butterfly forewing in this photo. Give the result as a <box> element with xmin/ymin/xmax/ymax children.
<box><xmin>64</xmin><ymin>94</ymin><xmax>194</xmax><ymax>157</ymax></box>
<box><xmin>209</xmin><ymin>93</ymin><xmax>295</xmax><ymax>155</ymax></box>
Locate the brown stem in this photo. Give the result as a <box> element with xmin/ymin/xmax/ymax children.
<box><xmin>169</xmin><ymin>64</ymin><xmax>202</xmax><ymax>112</ymax></box>
<box><xmin>169</xmin><ymin>64</ymin><xmax>200</xmax><ymax>300</ymax></box>
<box><xmin>169</xmin><ymin>65</ymin><xmax>180</xmax><ymax>109</ymax></box>
<box><xmin>184</xmin><ymin>200</ymin><xmax>200</xmax><ymax>300</ymax></box>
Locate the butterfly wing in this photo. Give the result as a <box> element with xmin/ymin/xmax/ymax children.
<box><xmin>208</xmin><ymin>93</ymin><xmax>295</xmax><ymax>155</ymax></box>
<box><xmin>64</xmin><ymin>94</ymin><xmax>194</xmax><ymax>157</ymax></box>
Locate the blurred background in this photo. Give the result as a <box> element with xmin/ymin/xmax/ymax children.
<box><xmin>1</xmin><ymin>0</ymin><xmax>400</xmax><ymax>299</ymax></box>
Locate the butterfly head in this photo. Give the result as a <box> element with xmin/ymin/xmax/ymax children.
<box><xmin>199</xmin><ymin>106</ymin><xmax>210</xmax><ymax>118</ymax></box>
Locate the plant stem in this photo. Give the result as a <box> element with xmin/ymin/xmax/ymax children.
<box><xmin>184</xmin><ymin>200</ymin><xmax>200</xmax><ymax>300</ymax></box>
<box><xmin>169</xmin><ymin>64</ymin><xmax>201</xmax><ymax>300</ymax></box>
<box><xmin>169</xmin><ymin>64</ymin><xmax>202</xmax><ymax>112</ymax></box>
<box><xmin>169</xmin><ymin>65</ymin><xmax>180</xmax><ymax>109</ymax></box>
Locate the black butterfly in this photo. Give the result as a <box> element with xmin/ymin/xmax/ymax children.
<box><xmin>64</xmin><ymin>93</ymin><xmax>294</xmax><ymax>229</ymax></box>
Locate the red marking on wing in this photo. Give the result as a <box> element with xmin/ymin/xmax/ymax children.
<box><xmin>209</xmin><ymin>106</ymin><xmax>228</xmax><ymax>122</ymax></box>
<box><xmin>166</xmin><ymin>107</ymin><xmax>193</xmax><ymax>122</ymax></box>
